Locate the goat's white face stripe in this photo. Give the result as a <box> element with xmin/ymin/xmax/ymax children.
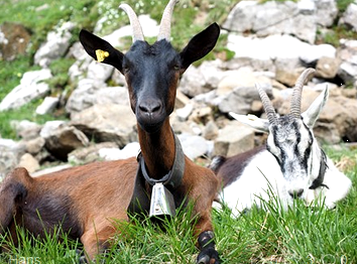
<box><xmin>267</xmin><ymin>116</ymin><xmax>316</xmax><ymax>197</ymax></box>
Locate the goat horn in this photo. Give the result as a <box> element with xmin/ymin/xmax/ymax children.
<box><xmin>290</xmin><ymin>68</ymin><xmax>315</xmax><ymax>118</ymax></box>
<box><xmin>157</xmin><ymin>0</ymin><xmax>179</xmax><ymax>41</ymax></box>
<box><xmin>256</xmin><ymin>84</ymin><xmax>277</xmax><ymax>125</ymax></box>
<box><xmin>119</xmin><ymin>4</ymin><xmax>145</xmax><ymax>42</ymax></box>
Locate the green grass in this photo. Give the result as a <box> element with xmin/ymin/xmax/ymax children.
<box><xmin>336</xmin><ymin>0</ymin><xmax>356</xmax><ymax>13</ymax></box>
<box><xmin>1</xmin><ymin>147</ymin><xmax>356</xmax><ymax>264</ymax></box>
<box><xmin>0</xmin><ymin>100</ymin><xmax>66</xmax><ymax>139</ymax></box>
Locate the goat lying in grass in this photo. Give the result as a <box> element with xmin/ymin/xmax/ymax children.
<box><xmin>210</xmin><ymin>68</ymin><xmax>352</xmax><ymax>216</ymax></box>
<box><xmin>0</xmin><ymin>1</ymin><xmax>221</xmax><ymax>263</ymax></box>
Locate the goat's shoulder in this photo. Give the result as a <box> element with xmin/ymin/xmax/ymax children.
<box><xmin>184</xmin><ymin>157</ymin><xmax>218</xmax><ymax>186</ymax></box>
<box><xmin>181</xmin><ymin>157</ymin><xmax>219</xmax><ymax>202</ymax></box>
<box><xmin>2</xmin><ymin>167</ymin><xmax>33</xmax><ymax>185</ymax></box>
<box><xmin>0</xmin><ymin>167</ymin><xmax>33</xmax><ymax>202</ymax></box>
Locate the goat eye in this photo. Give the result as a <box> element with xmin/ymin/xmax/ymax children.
<box><xmin>169</xmin><ymin>60</ymin><xmax>180</xmax><ymax>71</ymax></box>
<box><xmin>123</xmin><ymin>59</ymin><xmax>132</xmax><ymax>74</ymax></box>
<box><xmin>123</xmin><ymin>65</ymin><xmax>130</xmax><ymax>73</ymax></box>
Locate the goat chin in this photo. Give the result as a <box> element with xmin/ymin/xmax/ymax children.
<box><xmin>214</xmin><ymin>150</ymin><xmax>352</xmax><ymax>218</ymax></box>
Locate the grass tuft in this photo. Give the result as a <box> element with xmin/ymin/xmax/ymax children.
<box><xmin>1</xmin><ymin>152</ymin><xmax>356</xmax><ymax>264</ymax></box>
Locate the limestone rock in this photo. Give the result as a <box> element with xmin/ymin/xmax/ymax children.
<box><xmin>0</xmin><ymin>139</ymin><xmax>26</xmax><ymax>179</ymax></box>
<box><xmin>68</xmin><ymin>142</ymin><xmax>118</xmax><ymax>165</ymax></box>
<box><xmin>36</xmin><ymin>97</ymin><xmax>59</xmax><ymax>115</ymax></box>
<box><xmin>213</xmin><ymin>121</ymin><xmax>255</xmax><ymax>157</ymax></box>
<box><xmin>34</xmin><ymin>22</ymin><xmax>75</xmax><ymax>68</ymax></box>
<box><xmin>339</xmin><ymin>2</ymin><xmax>357</xmax><ymax>32</ymax></box>
<box><xmin>18</xmin><ymin>153</ymin><xmax>40</xmax><ymax>173</ymax></box>
<box><xmin>0</xmin><ymin>69</ymin><xmax>52</xmax><ymax>111</ymax></box>
<box><xmin>315</xmin><ymin>0</ymin><xmax>338</xmax><ymax>27</ymax></box>
<box><xmin>179</xmin><ymin>60</ymin><xmax>225</xmax><ymax>97</ymax></box>
<box><xmin>227</xmin><ymin>34</ymin><xmax>335</xmax><ymax>65</ymax></box>
<box><xmin>99</xmin><ymin>142</ymin><xmax>140</xmax><ymax>161</ymax></box>
<box><xmin>178</xmin><ymin>133</ymin><xmax>211</xmax><ymax>160</ymax></box>
<box><xmin>202</xmin><ymin>120</ymin><xmax>219</xmax><ymax>141</ymax></box>
<box><xmin>87</xmin><ymin>60</ymin><xmax>114</xmax><ymax>82</ymax></box>
<box><xmin>316</xmin><ymin>57</ymin><xmax>340</xmax><ymax>79</ymax></box>
<box><xmin>44</xmin><ymin>125</ymin><xmax>89</xmax><ymax>161</ymax></box>
<box><xmin>66</xmin><ymin>78</ymin><xmax>130</xmax><ymax>115</ymax></box>
<box><xmin>25</xmin><ymin>137</ymin><xmax>46</xmax><ymax>155</ymax></box>
<box><xmin>11</xmin><ymin>120</ymin><xmax>42</xmax><ymax>140</ymax></box>
<box><xmin>217</xmin><ymin>82</ymin><xmax>273</xmax><ymax>115</ymax></box>
<box><xmin>70</xmin><ymin>104</ymin><xmax>137</xmax><ymax>147</ymax></box>
<box><xmin>223</xmin><ymin>0</ymin><xmax>317</xmax><ymax>43</ymax></box>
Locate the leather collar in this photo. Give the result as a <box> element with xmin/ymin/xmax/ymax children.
<box><xmin>138</xmin><ymin>133</ymin><xmax>185</xmax><ymax>189</ymax></box>
<box><xmin>309</xmin><ymin>149</ymin><xmax>329</xmax><ymax>190</ymax></box>
<box><xmin>128</xmin><ymin>133</ymin><xmax>185</xmax><ymax>215</ymax></box>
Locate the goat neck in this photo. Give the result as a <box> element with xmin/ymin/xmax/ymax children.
<box><xmin>137</xmin><ymin>118</ymin><xmax>176</xmax><ymax>180</ymax></box>
<box><xmin>79</xmin><ymin>0</ymin><xmax>221</xmax><ymax>262</ymax></box>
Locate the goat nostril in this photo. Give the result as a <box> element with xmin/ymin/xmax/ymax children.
<box><xmin>139</xmin><ymin>102</ymin><xmax>161</xmax><ymax>114</ymax></box>
<box><xmin>151</xmin><ymin>104</ymin><xmax>161</xmax><ymax>113</ymax></box>
<box><xmin>139</xmin><ymin>105</ymin><xmax>149</xmax><ymax>113</ymax></box>
<box><xmin>288</xmin><ymin>189</ymin><xmax>304</xmax><ymax>199</ymax></box>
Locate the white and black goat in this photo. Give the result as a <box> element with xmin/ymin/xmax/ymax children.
<box><xmin>210</xmin><ymin>68</ymin><xmax>352</xmax><ymax>216</ymax></box>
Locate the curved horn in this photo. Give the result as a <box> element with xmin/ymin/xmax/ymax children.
<box><xmin>256</xmin><ymin>84</ymin><xmax>277</xmax><ymax>125</ymax></box>
<box><xmin>119</xmin><ymin>4</ymin><xmax>144</xmax><ymax>42</ymax></box>
<box><xmin>290</xmin><ymin>68</ymin><xmax>315</xmax><ymax>118</ymax></box>
<box><xmin>157</xmin><ymin>0</ymin><xmax>179</xmax><ymax>41</ymax></box>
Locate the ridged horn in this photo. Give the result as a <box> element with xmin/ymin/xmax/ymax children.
<box><xmin>157</xmin><ymin>0</ymin><xmax>179</xmax><ymax>41</ymax></box>
<box><xmin>119</xmin><ymin>3</ymin><xmax>145</xmax><ymax>42</ymax></box>
<box><xmin>256</xmin><ymin>84</ymin><xmax>277</xmax><ymax>125</ymax></box>
<box><xmin>290</xmin><ymin>68</ymin><xmax>315</xmax><ymax>118</ymax></box>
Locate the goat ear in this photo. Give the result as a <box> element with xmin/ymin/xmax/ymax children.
<box><xmin>79</xmin><ymin>29</ymin><xmax>125</xmax><ymax>73</ymax></box>
<box><xmin>179</xmin><ymin>23</ymin><xmax>220</xmax><ymax>71</ymax></box>
<box><xmin>229</xmin><ymin>112</ymin><xmax>270</xmax><ymax>133</ymax></box>
<box><xmin>301</xmin><ymin>86</ymin><xmax>329</xmax><ymax>128</ymax></box>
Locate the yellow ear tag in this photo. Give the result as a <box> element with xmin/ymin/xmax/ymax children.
<box><xmin>95</xmin><ymin>49</ymin><xmax>109</xmax><ymax>63</ymax></box>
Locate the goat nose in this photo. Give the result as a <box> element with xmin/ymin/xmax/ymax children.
<box><xmin>139</xmin><ymin>100</ymin><xmax>162</xmax><ymax>115</ymax></box>
<box><xmin>288</xmin><ymin>189</ymin><xmax>304</xmax><ymax>199</ymax></box>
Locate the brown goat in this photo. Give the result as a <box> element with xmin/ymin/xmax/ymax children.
<box><xmin>0</xmin><ymin>0</ymin><xmax>221</xmax><ymax>263</ymax></box>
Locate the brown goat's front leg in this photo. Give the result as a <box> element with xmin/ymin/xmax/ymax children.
<box><xmin>80</xmin><ymin>221</ymin><xmax>118</xmax><ymax>262</ymax></box>
<box><xmin>186</xmin><ymin>164</ymin><xmax>220</xmax><ymax>264</ymax></box>
<box><xmin>195</xmin><ymin>213</ymin><xmax>220</xmax><ymax>264</ymax></box>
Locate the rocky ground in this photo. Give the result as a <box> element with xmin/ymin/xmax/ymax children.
<box><xmin>1</xmin><ymin>0</ymin><xmax>357</xmax><ymax>178</ymax></box>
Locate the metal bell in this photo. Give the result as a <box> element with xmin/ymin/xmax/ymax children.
<box><xmin>149</xmin><ymin>182</ymin><xmax>176</xmax><ymax>218</ymax></box>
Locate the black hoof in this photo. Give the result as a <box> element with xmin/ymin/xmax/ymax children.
<box><xmin>197</xmin><ymin>248</ymin><xmax>220</xmax><ymax>264</ymax></box>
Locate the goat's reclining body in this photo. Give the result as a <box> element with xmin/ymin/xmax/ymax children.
<box><xmin>211</xmin><ymin>144</ymin><xmax>352</xmax><ymax>216</ymax></box>
<box><xmin>210</xmin><ymin>69</ymin><xmax>352</xmax><ymax>217</ymax></box>
<box><xmin>1</xmin><ymin>1</ymin><xmax>221</xmax><ymax>263</ymax></box>
<box><xmin>1</xmin><ymin>153</ymin><xmax>217</xmax><ymax>259</ymax></box>
<box><xmin>0</xmin><ymin>160</ymin><xmax>137</xmax><ymax>256</ymax></box>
